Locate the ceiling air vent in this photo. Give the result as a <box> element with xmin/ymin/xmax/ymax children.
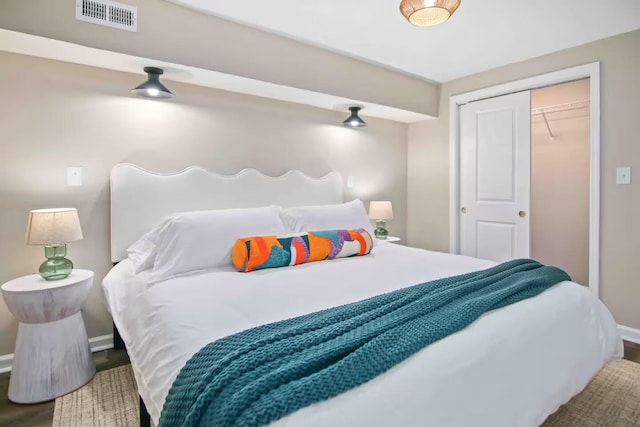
<box><xmin>76</xmin><ymin>0</ymin><xmax>137</xmax><ymax>32</ymax></box>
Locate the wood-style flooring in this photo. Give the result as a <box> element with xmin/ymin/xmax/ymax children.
<box><xmin>0</xmin><ymin>349</ymin><xmax>130</xmax><ymax>427</ymax></box>
<box><xmin>1</xmin><ymin>342</ymin><xmax>639</xmax><ymax>427</ymax></box>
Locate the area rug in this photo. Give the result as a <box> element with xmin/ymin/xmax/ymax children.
<box><xmin>542</xmin><ymin>359</ymin><xmax>640</xmax><ymax>427</ymax></box>
<box><xmin>53</xmin><ymin>365</ymin><xmax>138</xmax><ymax>427</ymax></box>
<box><xmin>54</xmin><ymin>359</ymin><xmax>640</xmax><ymax>427</ymax></box>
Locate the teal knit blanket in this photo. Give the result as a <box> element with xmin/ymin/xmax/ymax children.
<box><xmin>159</xmin><ymin>259</ymin><xmax>570</xmax><ymax>427</ymax></box>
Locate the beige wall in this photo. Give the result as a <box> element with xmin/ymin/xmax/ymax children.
<box><xmin>0</xmin><ymin>0</ymin><xmax>438</xmax><ymax>116</ymax></box>
<box><xmin>408</xmin><ymin>29</ymin><xmax>640</xmax><ymax>328</ymax></box>
<box><xmin>0</xmin><ymin>51</ymin><xmax>409</xmax><ymax>356</ymax></box>
<box><xmin>531</xmin><ymin>79</ymin><xmax>590</xmax><ymax>285</ymax></box>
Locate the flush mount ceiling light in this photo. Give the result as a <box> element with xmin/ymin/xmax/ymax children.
<box><xmin>342</xmin><ymin>105</ymin><xmax>367</xmax><ymax>128</ymax></box>
<box><xmin>400</xmin><ymin>0</ymin><xmax>461</xmax><ymax>27</ymax></box>
<box><xmin>131</xmin><ymin>66</ymin><xmax>174</xmax><ymax>99</ymax></box>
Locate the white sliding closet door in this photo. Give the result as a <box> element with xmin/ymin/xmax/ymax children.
<box><xmin>459</xmin><ymin>91</ymin><xmax>531</xmax><ymax>262</ymax></box>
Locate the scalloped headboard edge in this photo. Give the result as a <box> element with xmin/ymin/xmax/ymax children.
<box><xmin>109</xmin><ymin>164</ymin><xmax>343</xmax><ymax>262</ymax></box>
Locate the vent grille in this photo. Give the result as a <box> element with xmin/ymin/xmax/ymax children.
<box><xmin>76</xmin><ymin>0</ymin><xmax>137</xmax><ymax>32</ymax></box>
<box><xmin>82</xmin><ymin>1</ymin><xmax>107</xmax><ymax>20</ymax></box>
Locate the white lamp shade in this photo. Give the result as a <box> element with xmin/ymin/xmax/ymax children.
<box><xmin>25</xmin><ymin>208</ymin><xmax>84</xmax><ymax>245</ymax></box>
<box><xmin>368</xmin><ymin>201</ymin><xmax>394</xmax><ymax>220</ymax></box>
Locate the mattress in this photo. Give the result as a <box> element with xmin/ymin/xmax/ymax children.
<box><xmin>102</xmin><ymin>242</ymin><xmax>623</xmax><ymax>427</ymax></box>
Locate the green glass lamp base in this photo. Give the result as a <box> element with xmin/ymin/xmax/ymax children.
<box><xmin>40</xmin><ymin>244</ymin><xmax>74</xmax><ymax>280</ymax></box>
<box><xmin>374</xmin><ymin>220</ymin><xmax>389</xmax><ymax>240</ymax></box>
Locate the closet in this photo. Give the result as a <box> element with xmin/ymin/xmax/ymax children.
<box><xmin>458</xmin><ymin>79</ymin><xmax>590</xmax><ymax>285</ymax></box>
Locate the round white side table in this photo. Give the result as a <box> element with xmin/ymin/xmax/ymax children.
<box><xmin>1</xmin><ymin>269</ymin><xmax>96</xmax><ymax>403</ymax></box>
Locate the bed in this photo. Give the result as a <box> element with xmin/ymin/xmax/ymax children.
<box><xmin>102</xmin><ymin>163</ymin><xmax>622</xmax><ymax>427</ymax></box>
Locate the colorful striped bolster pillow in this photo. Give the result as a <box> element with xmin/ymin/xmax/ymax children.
<box><xmin>232</xmin><ymin>229</ymin><xmax>374</xmax><ymax>272</ymax></box>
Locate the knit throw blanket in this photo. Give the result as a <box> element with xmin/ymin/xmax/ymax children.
<box><xmin>159</xmin><ymin>259</ymin><xmax>570</xmax><ymax>427</ymax></box>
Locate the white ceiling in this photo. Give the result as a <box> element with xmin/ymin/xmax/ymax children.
<box><xmin>168</xmin><ymin>0</ymin><xmax>640</xmax><ymax>83</ymax></box>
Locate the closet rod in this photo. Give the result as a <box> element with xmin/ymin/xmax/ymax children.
<box><xmin>531</xmin><ymin>99</ymin><xmax>589</xmax><ymax>116</ymax></box>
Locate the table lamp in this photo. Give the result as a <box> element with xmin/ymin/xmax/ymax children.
<box><xmin>25</xmin><ymin>208</ymin><xmax>83</xmax><ymax>280</ymax></box>
<box><xmin>368</xmin><ymin>201</ymin><xmax>394</xmax><ymax>240</ymax></box>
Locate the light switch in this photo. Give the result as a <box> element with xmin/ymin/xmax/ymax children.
<box><xmin>616</xmin><ymin>167</ymin><xmax>631</xmax><ymax>185</ymax></box>
<box><xmin>67</xmin><ymin>166</ymin><xmax>83</xmax><ymax>186</ymax></box>
<box><xmin>347</xmin><ymin>176</ymin><xmax>354</xmax><ymax>189</ymax></box>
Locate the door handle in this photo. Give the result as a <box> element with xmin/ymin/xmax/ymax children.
<box><xmin>519</xmin><ymin>211</ymin><xmax>527</xmax><ymax>218</ymax></box>
<box><xmin>461</xmin><ymin>207</ymin><xmax>467</xmax><ymax>213</ymax></box>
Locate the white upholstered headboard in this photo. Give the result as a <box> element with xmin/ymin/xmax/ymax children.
<box><xmin>110</xmin><ymin>164</ymin><xmax>343</xmax><ymax>262</ymax></box>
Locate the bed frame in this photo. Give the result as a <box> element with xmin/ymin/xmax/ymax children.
<box><xmin>109</xmin><ymin>163</ymin><xmax>343</xmax><ymax>427</ymax></box>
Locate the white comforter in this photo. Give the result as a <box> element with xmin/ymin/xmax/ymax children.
<box><xmin>102</xmin><ymin>243</ymin><xmax>622</xmax><ymax>427</ymax></box>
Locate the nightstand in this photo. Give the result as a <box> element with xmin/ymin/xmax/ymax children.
<box><xmin>377</xmin><ymin>236</ymin><xmax>401</xmax><ymax>243</ymax></box>
<box><xmin>1</xmin><ymin>270</ymin><xmax>96</xmax><ymax>403</ymax></box>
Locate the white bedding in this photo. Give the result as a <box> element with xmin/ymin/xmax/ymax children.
<box><xmin>102</xmin><ymin>243</ymin><xmax>622</xmax><ymax>427</ymax></box>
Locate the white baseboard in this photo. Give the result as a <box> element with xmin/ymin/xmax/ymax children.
<box><xmin>0</xmin><ymin>354</ymin><xmax>13</xmax><ymax>375</ymax></box>
<box><xmin>89</xmin><ymin>334</ymin><xmax>115</xmax><ymax>352</ymax></box>
<box><xmin>0</xmin><ymin>334</ymin><xmax>114</xmax><ymax>374</ymax></box>
<box><xmin>618</xmin><ymin>325</ymin><xmax>640</xmax><ymax>344</ymax></box>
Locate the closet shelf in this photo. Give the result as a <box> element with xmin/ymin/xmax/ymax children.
<box><xmin>531</xmin><ymin>99</ymin><xmax>590</xmax><ymax>116</ymax></box>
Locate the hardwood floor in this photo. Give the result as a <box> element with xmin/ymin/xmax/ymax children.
<box><xmin>625</xmin><ymin>340</ymin><xmax>640</xmax><ymax>363</ymax></box>
<box><xmin>0</xmin><ymin>341</ymin><xmax>638</xmax><ymax>427</ymax></box>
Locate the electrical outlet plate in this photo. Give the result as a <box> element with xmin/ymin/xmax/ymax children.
<box><xmin>347</xmin><ymin>176</ymin><xmax>354</xmax><ymax>189</ymax></box>
<box><xmin>616</xmin><ymin>167</ymin><xmax>631</xmax><ymax>185</ymax></box>
<box><xmin>67</xmin><ymin>167</ymin><xmax>83</xmax><ymax>186</ymax></box>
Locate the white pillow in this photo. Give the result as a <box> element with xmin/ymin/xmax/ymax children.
<box><xmin>128</xmin><ymin>206</ymin><xmax>290</xmax><ymax>282</ymax></box>
<box><xmin>281</xmin><ymin>199</ymin><xmax>374</xmax><ymax>237</ymax></box>
<box><xmin>127</xmin><ymin>217</ymin><xmax>177</xmax><ymax>273</ymax></box>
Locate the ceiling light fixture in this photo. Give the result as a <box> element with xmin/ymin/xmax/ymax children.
<box><xmin>131</xmin><ymin>66</ymin><xmax>174</xmax><ymax>99</ymax></box>
<box><xmin>399</xmin><ymin>0</ymin><xmax>461</xmax><ymax>27</ymax></box>
<box><xmin>342</xmin><ymin>105</ymin><xmax>367</xmax><ymax>128</ymax></box>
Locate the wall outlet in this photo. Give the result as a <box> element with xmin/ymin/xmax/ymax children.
<box><xmin>616</xmin><ymin>167</ymin><xmax>631</xmax><ymax>185</ymax></box>
<box><xmin>67</xmin><ymin>166</ymin><xmax>83</xmax><ymax>186</ymax></box>
<box><xmin>347</xmin><ymin>176</ymin><xmax>354</xmax><ymax>189</ymax></box>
